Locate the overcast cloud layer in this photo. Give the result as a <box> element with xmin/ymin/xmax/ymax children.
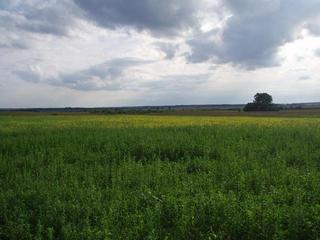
<box><xmin>1</xmin><ymin>0</ymin><xmax>319</xmax><ymax>107</ymax></box>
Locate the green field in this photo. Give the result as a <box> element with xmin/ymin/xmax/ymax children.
<box><xmin>1</xmin><ymin>115</ymin><xmax>320</xmax><ymax>239</ymax></box>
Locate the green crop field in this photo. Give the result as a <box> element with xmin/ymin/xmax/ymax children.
<box><xmin>1</xmin><ymin>115</ymin><xmax>320</xmax><ymax>239</ymax></box>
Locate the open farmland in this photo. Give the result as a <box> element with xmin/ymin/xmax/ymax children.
<box><xmin>1</xmin><ymin>115</ymin><xmax>320</xmax><ymax>239</ymax></box>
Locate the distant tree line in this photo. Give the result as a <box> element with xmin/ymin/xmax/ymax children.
<box><xmin>244</xmin><ymin>93</ymin><xmax>280</xmax><ymax>112</ymax></box>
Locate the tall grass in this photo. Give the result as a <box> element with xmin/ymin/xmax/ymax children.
<box><xmin>0</xmin><ymin>115</ymin><xmax>320</xmax><ymax>239</ymax></box>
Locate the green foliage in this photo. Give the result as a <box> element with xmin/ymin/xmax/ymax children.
<box><xmin>0</xmin><ymin>115</ymin><xmax>320</xmax><ymax>239</ymax></box>
<box><xmin>243</xmin><ymin>103</ymin><xmax>280</xmax><ymax>112</ymax></box>
<box><xmin>244</xmin><ymin>93</ymin><xmax>280</xmax><ymax>112</ymax></box>
<box><xmin>254</xmin><ymin>93</ymin><xmax>273</xmax><ymax>105</ymax></box>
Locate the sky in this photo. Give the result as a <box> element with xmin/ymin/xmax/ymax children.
<box><xmin>1</xmin><ymin>0</ymin><xmax>320</xmax><ymax>108</ymax></box>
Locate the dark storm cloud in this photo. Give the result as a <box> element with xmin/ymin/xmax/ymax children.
<box><xmin>185</xmin><ymin>30</ymin><xmax>219</xmax><ymax>63</ymax></box>
<box><xmin>16</xmin><ymin>58</ymin><xmax>153</xmax><ymax>91</ymax></box>
<box><xmin>73</xmin><ymin>0</ymin><xmax>201</xmax><ymax>36</ymax></box>
<box><xmin>187</xmin><ymin>0</ymin><xmax>320</xmax><ymax>69</ymax></box>
<box><xmin>2</xmin><ymin>0</ymin><xmax>320</xmax><ymax>69</ymax></box>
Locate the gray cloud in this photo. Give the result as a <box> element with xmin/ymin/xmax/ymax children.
<box><xmin>73</xmin><ymin>0</ymin><xmax>201</xmax><ymax>36</ymax></box>
<box><xmin>154</xmin><ymin>42</ymin><xmax>180</xmax><ymax>59</ymax></box>
<box><xmin>315</xmin><ymin>49</ymin><xmax>320</xmax><ymax>57</ymax></box>
<box><xmin>0</xmin><ymin>22</ymin><xmax>32</xmax><ymax>49</ymax></box>
<box><xmin>143</xmin><ymin>74</ymin><xmax>209</xmax><ymax>92</ymax></box>
<box><xmin>298</xmin><ymin>75</ymin><xmax>311</xmax><ymax>81</ymax></box>
<box><xmin>15</xmin><ymin>58</ymin><xmax>208</xmax><ymax>93</ymax></box>
<box><xmin>186</xmin><ymin>30</ymin><xmax>219</xmax><ymax>63</ymax></box>
<box><xmin>16</xmin><ymin>58</ymin><xmax>153</xmax><ymax>91</ymax></box>
<box><xmin>0</xmin><ymin>0</ymin><xmax>78</xmax><ymax>36</ymax></box>
<box><xmin>187</xmin><ymin>0</ymin><xmax>320</xmax><ymax>69</ymax></box>
<box><xmin>15</xmin><ymin>69</ymin><xmax>41</xmax><ymax>83</ymax></box>
<box><xmin>307</xmin><ymin>17</ymin><xmax>320</xmax><ymax>35</ymax></box>
<box><xmin>0</xmin><ymin>38</ymin><xmax>29</xmax><ymax>49</ymax></box>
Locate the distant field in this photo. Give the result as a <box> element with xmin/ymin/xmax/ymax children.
<box><xmin>1</xmin><ymin>115</ymin><xmax>320</xmax><ymax>239</ymax></box>
<box><xmin>2</xmin><ymin>108</ymin><xmax>320</xmax><ymax>117</ymax></box>
<box><xmin>150</xmin><ymin>108</ymin><xmax>320</xmax><ymax>117</ymax></box>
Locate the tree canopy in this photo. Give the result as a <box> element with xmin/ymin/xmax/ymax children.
<box><xmin>244</xmin><ymin>93</ymin><xmax>278</xmax><ymax>112</ymax></box>
<box><xmin>253</xmin><ymin>93</ymin><xmax>273</xmax><ymax>105</ymax></box>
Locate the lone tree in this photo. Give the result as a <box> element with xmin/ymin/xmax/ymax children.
<box><xmin>253</xmin><ymin>93</ymin><xmax>273</xmax><ymax>105</ymax></box>
<box><xmin>244</xmin><ymin>93</ymin><xmax>278</xmax><ymax>111</ymax></box>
